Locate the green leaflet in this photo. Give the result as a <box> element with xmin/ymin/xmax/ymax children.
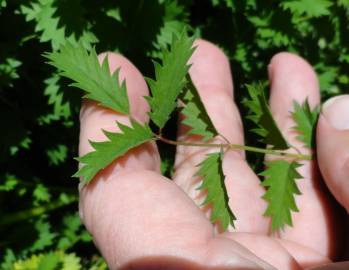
<box><xmin>196</xmin><ymin>153</ymin><xmax>235</xmax><ymax>230</ymax></box>
<box><xmin>261</xmin><ymin>160</ymin><xmax>302</xmax><ymax>230</ymax></box>
<box><xmin>292</xmin><ymin>100</ymin><xmax>319</xmax><ymax>148</ymax></box>
<box><xmin>12</xmin><ymin>251</ymin><xmax>81</xmax><ymax>270</ymax></box>
<box><xmin>44</xmin><ymin>43</ymin><xmax>129</xmax><ymax>114</ymax></box>
<box><xmin>74</xmin><ymin>120</ymin><xmax>153</xmax><ymax>184</ymax></box>
<box><xmin>281</xmin><ymin>0</ymin><xmax>332</xmax><ymax>18</ymax></box>
<box><xmin>244</xmin><ymin>83</ymin><xmax>289</xmax><ymax>149</ymax></box>
<box><xmin>146</xmin><ymin>30</ymin><xmax>195</xmax><ymax>129</ymax></box>
<box><xmin>1</xmin><ymin>249</ymin><xmax>16</xmax><ymax>270</ymax></box>
<box><xmin>37</xmin><ymin>252</ymin><xmax>60</xmax><ymax>270</ymax></box>
<box><xmin>46</xmin><ymin>144</ymin><xmax>68</xmax><ymax>166</ymax></box>
<box><xmin>0</xmin><ymin>57</ymin><xmax>22</xmax><ymax>86</ymax></box>
<box><xmin>33</xmin><ymin>183</ymin><xmax>51</xmax><ymax>204</ymax></box>
<box><xmin>61</xmin><ymin>253</ymin><xmax>81</xmax><ymax>270</ymax></box>
<box><xmin>151</xmin><ymin>21</ymin><xmax>188</xmax><ymax>59</ymax></box>
<box><xmin>0</xmin><ymin>174</ymin><xmax>19</xmax><ymax>192</ymax></box>
<box><xmin>31</xmin><ymin>219</ymin><xmax>57</xmax><ymax>252</ymax></box>
<box><xmin>39</xmin><ymin>75</ymin><xmax>72</xmax><ymax>124</ymax></box>
<box><xmin>20</xmin><ymin>0</ymin><xmax>98</xmax><ymax>50</ymax></box>
<box><xmin>180</xmin><ymin>76</ymin><xmax>217</xmax><ymax>141</ymax></box>
<box><xmin>38</xmin><ymin>75</ymin><xmax>71</xmax><ymax>125</ymax></box>
<box><xmin>57</xmin><ymin>213</ymin><xmax>91</xmax><ymax>250</ymax></box>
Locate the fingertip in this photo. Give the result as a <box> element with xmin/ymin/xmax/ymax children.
<box><xmin>184</xmin><ymin>38</ymin><xmax>241</xmax><ymax>143</ymax></box>
<box><xmin>267</xmin><ymin>52</ymin><xmax>320</xmax><ymax>152</ymax></box>
<box><xmin>321</xmin><ymin>95</ymin><xmax>349</xmax><ymax>130</ymax></box>
<box><xmin>190</xmin><ymin>39</ymin><xmax>233</xmax><ymax>97</ymax></box>
<box><xmin>269</xmin><ymin>52</ymin><xmax>315</xmax><ymax>78</ymax></box>
<box><xmin>269</xmin><ymin>52</ymin><xmax>320</xmax><ymax>111</ymax></box>
<box><xmin>317</xmin><ymin>95</ymin><xmax>349</xmax><ymax>212</ymax></box>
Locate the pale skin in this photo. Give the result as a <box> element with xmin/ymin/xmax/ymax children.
<box><xmin>78</xmin><ymin>39</ymin><xmax>349</xmax><ymax>269</ymax></box>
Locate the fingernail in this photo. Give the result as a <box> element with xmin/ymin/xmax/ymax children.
<box><xmin>322</xmin><ymin>95</ymin><xmax>349</xmax><ymax>130</ymax></box>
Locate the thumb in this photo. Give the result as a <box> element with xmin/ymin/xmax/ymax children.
<box><xmin>317</xmin><ymin>95</ymin><xmax>349</xmax><ymax>212</ymax></box>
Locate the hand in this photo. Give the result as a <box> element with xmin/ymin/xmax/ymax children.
<box><xmin>78</xmin><ymin>39</ymin><xmax>349</xmax><ymax>269</ymax></box>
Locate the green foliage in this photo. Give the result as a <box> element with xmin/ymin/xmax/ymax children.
<box><xmin>1</xmin><ymin>250</ymin><xmax>16</xmax><ymax>270</ymax></box>
<box><xmin>180</xmin><ymin>77</ymin><xmax>218</xmax><ymax>141</ymax></box>
<box><xmin>38</xmin><ymin>76</ymin><xmax>71</xmax><ymax>125</ymax></box>
<box><xmin>244</xmin><ymin>83</ymin><xmax>289</xmax><ymax>149</ymax></box>
<box><xmin>196</xmin><ymin>153</ymin><xmax>235</xmax><ymax>230</ymax></box>
<box><xmin>74</xmin><ymin>120</ymin><xmax>154</xmax><ymax>184</ymax></box>
<box><xmin>5</xmin><ymin>249</ymin><xmax>107</xmax><ymax>270</ymax></box>
<box><xmin>146</xmin><ymin>31</ymin><xmax>195</xmax><ymax>129</ymax></box>
<box><xmin>12</xmin><ymin>251</ymin><xmax>81</xmax><ymax>270</ymax></box>
<box><xmin>44</xmin><ymin>43</ymin><xmax>130</xmax><ymax>114</ymax></box>
<box><xmin>30</xmin><ymin>219</ymin><xmax>56</xmax><ymax>252</ymax></box>
<box><xmin>46</xmin><ymin>144</ymin><xmax>68</xmax><ymax>166</ymax></box>
<box><xmin>292</xmin><ymin>100</ymin><xmax>320</xmax><ymax>148</ymax></box>
<box><xmin>1</xmin><ymin>0</ymin><xmax>348</xmax><ymax>267</ymax></box>
<box><xmin>0</xmin><ymin>0</ymin><xmax>6</xmax><ymax>8</ymax></box>
<box><xmin>33</xmin><ymin>184</ymin><xmax>51</xmax><ymax>204</ymax></box>
<box><xmin>0</xmin><ymin>58</ymin><xmax>22</xmax><ymax>86</ymax></box>
<box><xmin>281</xmin><ymin>0</ymin><xmax>332</xmax><ymax>18</ymax></box>
<box><xmin>20</xmin><ymin>0</ymin><xmax>98</xmax><ymax>50</ymax></box>
<box><xmin>0</xmin><ymin>174</ymin><xmax>18</xmax><ymax>191</ymax></box>
<box><xmin>261</xmin><ymin>160</ymin><xmax>303</xmax><ymax>230</ymax></box>
<box><xmin>37</xmin><ymin>252</ymin><xmax>60</xmax><ymax>270</ymax></box>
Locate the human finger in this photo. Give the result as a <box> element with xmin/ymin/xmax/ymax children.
<box><xmin>267</xmin><ymin>52</ymin><xmax>339</xmax><ymax>258</ymax></box>
<box><xmin>317</xmin><ymin>95</ymin><xmax>349</xmax><ymax>212</ymax></box>
<box><xmin>173</xmin><ymin>39</ymin><xmax>269</xmax><ymax>233</ymax></box>
<box><xmin>78</xmin><ymin>52</ymin><xmax>162</xmax><ymax>259</ymax></box>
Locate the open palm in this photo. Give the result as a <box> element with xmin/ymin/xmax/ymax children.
<box><xmin>78</xmin><ymin>40</ymin><xmax>347</xmax><ymax>269</ymax></box>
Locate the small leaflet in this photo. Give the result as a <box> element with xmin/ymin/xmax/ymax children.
<box><xmin>261</xmin><ymin>160</ymin><xmax>302</xmax><ymax>231</ymax></box>
<box><xmin>243</xmin><ymin>83</ymin><xmax>289</xmax><ymax>149</ymax></box>
<box><xmin>74</xmin><ymin>120</ymin><xmax>153</xmax><ymax>184</ymax></box>
<box><xmin>196</xmin><ymin>152</ymin><xmax>235</xmax><ymax>230</ymax></box>
<box><xmin>180</xmin><ymin>76</ymin><xmax>217</xmax><ymax>141</ymax></box>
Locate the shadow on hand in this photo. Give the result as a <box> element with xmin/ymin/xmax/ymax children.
<box><xmin>119</xmin><ymin>256</ymin><xmax>264</xmax><ymax>270</ymax></box>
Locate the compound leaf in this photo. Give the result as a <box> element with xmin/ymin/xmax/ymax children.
<box><xmin>146</xmin><ymin>31</ymin><xmax>195</xmax><ymax>129</ymax></box>
<box><xmin>180</xmin><ymin>77</ymin><xmax>217</xmax><ymax>141</ymax></box>
<box><xmin>292</xmin><ymin>100</ymin><xmax>319</xmax><ymax>148</ymax></box>
<box><xmin>44</xmin><ymin>43</ymin><xmax>129</xmax><ymax>114</ymax></box>
<box><xmin>244</xmin><ymin>83</ymin><xmax>289</xmax><ymax>149</ymax></box>
<box><xmin>74</xmin><ymin>120</ymin><xmax>153</xmax><ymax>184</ymax></box>
<box><xmin>196</xmin><ymin>153</ymin><xmax>235</xmax><ymax>230</ymax></box>
<box><xmin>261</xmin><ymin>160</ymin><xmax>302</xmax><ymax>230</ymax></box>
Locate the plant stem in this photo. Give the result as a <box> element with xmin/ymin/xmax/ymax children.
<box><xmin>155</xmin><ymin>135</ymin><xmax>312</xmax><ymax>160</ymax></box>
<box><xmin>0</xmin><ymin>195</ymin><xmax>78</xmax><ymax>226</ymax></box>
